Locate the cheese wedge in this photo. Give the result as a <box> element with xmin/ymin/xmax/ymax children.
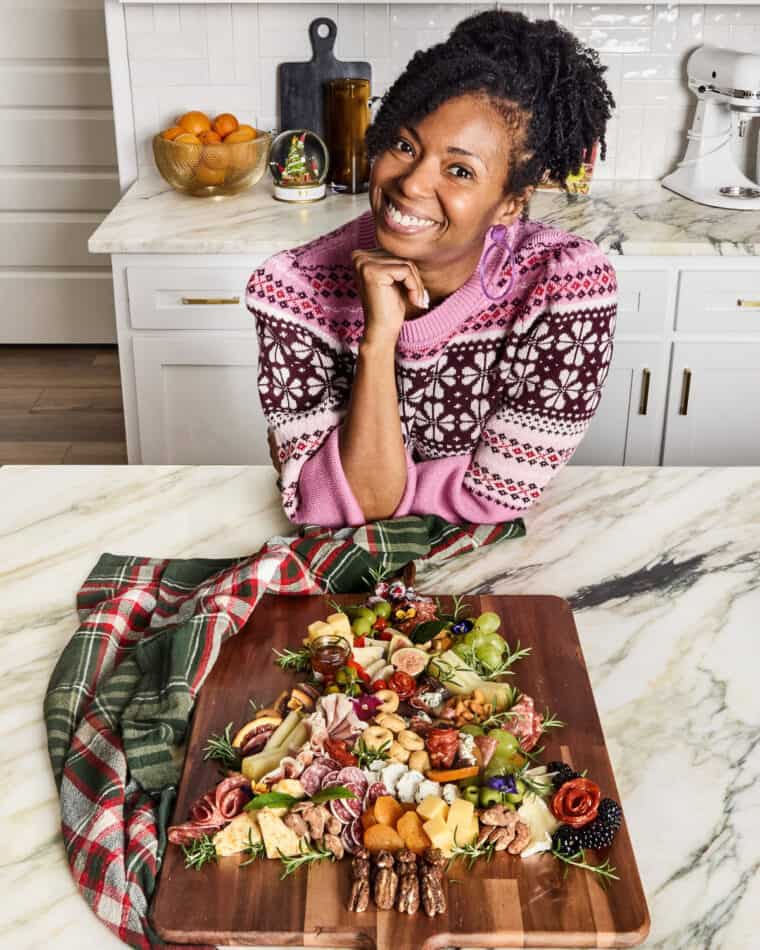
<box><xmin>417</xmin><ymin>795</ymin><xmax>448</xmax><ymax>823</ymax></box>
<box><xmin>213</xmin><ymin>812</ymin><xmax>261</xmax><ymax>857</ymax></box>
<box><xmin>256</xmin><ymin>807</ymin><xmax>303</xmax><ymax>859</ymax></box>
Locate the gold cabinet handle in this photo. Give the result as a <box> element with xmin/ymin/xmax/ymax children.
<box><xmin>181</xmin><ymin>296</ymin><xmax>240</xmax><ymax>306</ymax></box>
<box><xmin>638</xmin><ymin>368</ymin><xmax>651</xmax><ymax>416</ymax></box>
<box><xmin>678</xmin><ymin>369</ymin><xmax>692</xmax><ymax>416</ymax></box>
<box><xmin>737</xmin><ymin>298</ymin><xmax>760</xmax><ymax>308</ymax></box>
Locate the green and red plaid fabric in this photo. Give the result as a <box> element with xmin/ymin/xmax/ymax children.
<box><xmin>44</xmin><ymin>515</ymin><xmax>524</xmax><ymax>949</ymax></box>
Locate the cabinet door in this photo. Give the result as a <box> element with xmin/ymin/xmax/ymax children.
<box><xmin>133</xmin><ymin>335</ymin><xmax>269</xmax><ymax>464</ymax></box>
<box><xmin>570</xmin><ymin>341</ymin><xmax>667</xmax><ymax>465</ymax></box>
<box><xmin>662</xmin><ymin>342</ymin><xmax>760</xmax><ymax>465</ymax></box>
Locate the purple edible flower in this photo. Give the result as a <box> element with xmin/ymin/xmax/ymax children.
<box><xmin>452</xmin><ymin>621</ymin><xmax>469</xmax><ymax>636</ymax></box>
<box><xmin>353</xmin><ymin>695</ymin><xmax>382</xmax><ymax>722</ymax></box>
<box><xmin>486</xmin><ymin>775</ymin><xmax>517</xmax><ymax>794</ymax></box>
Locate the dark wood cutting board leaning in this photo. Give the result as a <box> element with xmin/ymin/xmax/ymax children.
<box><xmin>278</xmin><ymin>17</ymin><xmax>372</xmax><ymax>140</ymax></box>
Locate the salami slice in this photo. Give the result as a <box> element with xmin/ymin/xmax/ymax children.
<box><xmin>335</xmin><ymin>767</ymin><xmax>368</xmax><ymax>793</ymax></box>
<box><xmin>320</xmin><ymin>770</ymin><xmax>341</xmax><ymax>788</ymax></box>
<box><xmin>313</xmin><ymin>757</ymin><xmax>341</xmax><ymax>773</ymax></box>
<box><xmin>329</xmin><ymin>797</ymin><xmax>354</xmax><ymax>824</ymax></box>
<box><xmin>350</xmin><ymin>817</ymin><xmax>365</xmax><ymax>851</ymax></box>
<box><xmin>299</xmin><ymin>765</ymin><xmax>326</xmax><ymax>796</ymax></box>
<box><xmin>341</xmin><ymin>787</ymin><xmax>363</xmax><ymax>819</ymax></box>
<box><xmin>363</xmin><ymin>782</ymin><xmax>388</xmax><ymax>809</ymax></box>
<box><xmin>341</xmin><ymin>823</ymin><xmax>358</xmax><ymax>855</ymax></box>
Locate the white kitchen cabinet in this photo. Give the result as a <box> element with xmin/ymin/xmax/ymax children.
<box><xmin>662</xmin><ymin>342</ymin><xmax>760</xmax><ymax>466</ymax></box>
<box><xmin>132</xmin><ymin>334</ymin><xmax>269</xmax><ymax>465</ymax></box>
<box><xmin>571</xmin><ymin>341</ymin><xmax>668</xmax><ymax>465</ymax></box>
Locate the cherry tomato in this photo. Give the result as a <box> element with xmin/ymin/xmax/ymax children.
<box><xmin>377</xmin><ymin>631</ymin><xmax>392</xmax><ymax>642</ymax></box>
<box><xmin>347</xmin><ymin>658</ymin><xmax>371</xmax><ymax>683</ymax></box>
<box><xmin>372</xmin><ymin>617</ymin><xmax>388</xmax><ymax>632</ymax></box>
<box><xmin>325</xmin><ymin>739</ymin><xmax>358</xmax><ymax>767</ymax></box>
<box><xmin>372</xmin><ymin>679</ymin><xmax>388</xmax><ymax>693</ymax></box>
<box><xmin>353</xmin><ymin>636</ymin><xmax>366</xmax><ymax>647</ymax></box>
<box><xmin>387</xmin><ymin>670</ymin><xmax>415</xmax><ymax>700</ymax></box>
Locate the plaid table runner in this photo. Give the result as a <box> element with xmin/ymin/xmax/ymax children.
<box><xmin>44</xmin><ymin>514</ymin><xmax>524</xmax><ymax>949</ymax></box>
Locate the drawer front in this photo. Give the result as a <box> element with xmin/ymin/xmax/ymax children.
<box><xmin>614</xmin><ymin>269</ymin><xmax>670</xmax><ymax>335</ymax></box>
<box><xmin>127</xmin><ymin>265</ymin><xmax>261</xmax><ymax>330</ymax></box>
<box><xmin>676</xmin><ymin>270</ymin><xmax>760</xmax><ymax>334</ymax></box>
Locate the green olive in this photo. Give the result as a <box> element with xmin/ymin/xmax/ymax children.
<box><xmin>479</xmin><ymin>787</ymin><xmax>503</xmax><ymax>808</ymax></box>
<box><xmin>459</xmin><ymin>724</ymin><xmax>484</xmax><ymax>737</ymax></box>
<box><xmin>463</xmin><ymin>785</ymin><xmax>481</xmax><ymax>806</ymax></box>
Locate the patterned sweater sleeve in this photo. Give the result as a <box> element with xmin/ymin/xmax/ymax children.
<box><xmin>247</xmin><ymin>256</ymin><xmax>362</xmax><ymax>526</ymax></box>
<box><xmin>391</xmin><ymin>241</ymin><xmax>618</xmax><ymax>524</ymax></box>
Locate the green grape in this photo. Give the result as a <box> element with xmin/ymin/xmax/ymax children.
<box><xmin>464</xmin><ymin>629</ymin><xmax>490</xmax><ymax>649</ymax></box>
<box><xmin>488</xmin><ymin>730</ymin><xmax>520</xmax><ymax>752</ymax></box>
<box><xmin>459</xmin><ymin>724</ymin><xmax>484</xmax><ymax>737</ymax></box>
<box><xmin>484</xmin><ymin>632</ymin><xmax>507</xmax><ymax>654</ymax></box>
<box><xmin>453</xmin><ymin>642</ymin><xmax>472</xmax><ymax>662</ymax></box>
<box><xmin>354</xmin><ymin>606</ymin><xmax>377</xmax><ymax>622</ymax></box>
<box><xmin>474</xmin><ymin>611</ymin><xmax>501</xmax><ymax>634</ymax></box>
<box><xmin>475</xmin><ymin>645</ymin><xmax>503</xmax><ymax>671</ymax></box>
<box><xmin>351</xmin><ymin>617</ymin><xmax>373</xmax><ymax>636</ymax></box>
<box><xmin>372</xmin><ymin>600</ymin><xmax>392</xmax><ymax>619</ymax></box>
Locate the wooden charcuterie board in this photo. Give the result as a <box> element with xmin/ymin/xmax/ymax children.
<box><xmin>151</xmin><ymin>594</ymin><xmax>650</xmax><ymax>949</ymax></box>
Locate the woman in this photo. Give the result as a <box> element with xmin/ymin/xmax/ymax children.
<box><xmin>246</xmin><ymin>10</ymin><xmax>617</xmax><ymax>527</ymax></box>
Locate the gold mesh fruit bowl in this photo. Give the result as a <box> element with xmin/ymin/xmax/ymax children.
<box><xmin>152</xmin><ymin>130</ymin><xmax>272</xmax><ymax>197</ymax></box>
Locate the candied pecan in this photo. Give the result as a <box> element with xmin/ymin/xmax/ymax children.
<box><xmin>480</xmin><ymin>805</ymin><xmax>520</xmax><ymax>828</ymax></box>
<box><xmin>507</xmin><ymin>820</ymin><xmax>531</xmax><ymax>855</ymax></box>
<box><xmin>323</xmin><ymin>833</ymin><xmax>345</xmax><ymax>860</ymax></box>
<box><xmin>425</xmin><ymin>728</ymin><xmax>458</xmax><ymax>769</ymax></box>
<box><xmin>348</xmin><ymin>850</ymin><xmax>371</xmax><ymax>913</ymax></box>
<box><xmin>396</xmin><ymin>851</ymin><xmax>420</xmax><ymax>916</ymax></box>
<box><xmin>373</xmin><ymin>851</ymin><xmax>399</xmax><ymax>910</ymax></box>
<box><xmin>420</xmin><ymin>850</ymin><xmax>446</xmax><ymax>917</ymax></box>
<box><xmin>478</xmin><ymin>826</ymin><xmax>514</xmax><ymax>852</ymax></box>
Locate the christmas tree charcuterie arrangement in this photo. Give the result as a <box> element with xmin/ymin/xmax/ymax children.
<box><xmin>169</xmin><ymin>582</ymin><xmax>623</xmax><ymax>915</ymax></box>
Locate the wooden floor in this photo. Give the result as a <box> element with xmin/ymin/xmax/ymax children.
<box><xmin>0</xmin><ymin>345</ymin><xmax>127</xmax><ymax>464</ymax></box>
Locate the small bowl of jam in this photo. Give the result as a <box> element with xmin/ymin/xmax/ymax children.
<box><xmin>310</xmin><ymin>634</ymin><xmax>351</xmax><ymax>679</ymax></box>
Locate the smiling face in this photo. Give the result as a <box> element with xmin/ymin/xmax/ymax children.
<box><xmin>368</xmin><ymin>93</ymin><xmax>533</xmax><ymax>297</ymax></box>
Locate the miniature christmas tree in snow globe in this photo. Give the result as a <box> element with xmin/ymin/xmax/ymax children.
<box><xmin>269</xmin><ymin>128</ymin><xmax>329</xmax><ymax>202</ymax></box>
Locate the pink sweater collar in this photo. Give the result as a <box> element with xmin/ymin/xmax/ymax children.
<box><xmin>356</xmin><ymin>210</ymin><xmax>523</xmax><ymax>348</ymax></box>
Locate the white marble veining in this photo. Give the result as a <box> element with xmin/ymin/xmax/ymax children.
<box><xmin>2</xmin><ymin>464</ymin><xmax>760</xmax><ymax>949</ymax></box>
<box><xmin>88</xmin><ymin>172</ymin><xmax>760</xmax><ymax>257</ymax></box>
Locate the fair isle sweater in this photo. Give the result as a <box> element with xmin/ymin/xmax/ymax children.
<box><xmin>245</xmin><ymin>209</ymin><xmax>618</xmax><ymax>527</ymax></box>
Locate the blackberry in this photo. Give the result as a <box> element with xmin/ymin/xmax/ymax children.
<box><xmin>578</xmin><ymin>816</ymin><xmax>618</xmax><ymax>851</ymax></box>
<box><xmin>597</xmin><ymin>798</ymin><xmax>623</xmax><ymax>832</ymax></box>
<box><xmin>551</xmin><ymin>824</ymin><xmax>582</xmax><ymax>856</ymax></box>
<box><xmin>546</xmin><ymin>761</ymin><xmax>579</xmax><ymax>789</ymax></box>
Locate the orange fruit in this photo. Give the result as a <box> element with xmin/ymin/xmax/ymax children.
<box><xmin>224</xmin><ymin>125</ymin><xmax>256</xmax><ymax>144</ymax></box>
<box><xmin>161</xmin><ymin>126</ymin><xmax>184</xmax><ymax>141</ymax></box>
<box><xmin>193</xmin><ymin>163</ymin><xmax>226</xmax><ymax>186</ymax></box>
<box><xmin>201</xmin><ymin>145</ymin><xmax>229</xmax><ymax>171</ymax></box>
<box><xmin>213</xmin><ymin>113</ymin><xmax>239</xmax><ymax>138</ymax></box>
<box><xmin>178</xmin><ymin>111</ymin><xmax>211</xmax><ymax>135</ymax></box>
<box><xmin>174</xmin><ymin>132</ymin><xmax>202</xmax><ymax>145</ymax></box>
<box><xmin>199</xmin><ymin>130</ymin><xmax>222</xmax><ymax>145</ymax></box>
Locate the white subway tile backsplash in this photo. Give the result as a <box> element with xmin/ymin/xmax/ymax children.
<box><xmin>126</xmin><ymin>2</ymin><xmax>760</xmax><ymax>182</ymax></box>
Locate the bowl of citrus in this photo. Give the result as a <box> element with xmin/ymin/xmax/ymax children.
<box><xmin>153</xmin><ymin>110</ymin><xmax>271</xmax><ymax>197</ymax></box>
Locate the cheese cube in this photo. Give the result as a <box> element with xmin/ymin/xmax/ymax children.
<box><xmin>422</xmin><ymin>816</ymin><xmax>454</xmax><ymax>855</ymax></box>
<box><xmin>256</xmin><ymin>808</ymin><xmax>303</xmax><ymax>859</ymax></box>
<box><xmin>307</xmin><ymin>620</ymin><xmax>333</xmax><ymax>640</ymax></box>
<box><xmin>417</xmin><ymin>795</ymin><xmax>448</xmax><ymax>823</ymax></box>
<box><xmin>446</xmin><ymin>799</ymin><xmax>475</xmax><ymax>834</ymax></box>
<box><xmin>453</xmin><ymin>816</ymin><xmax>479</xmax><ymax>847</ymax></box>
<box><xmin>326</xmin><ymin>612</ymin><xmax>353</xmax><ymax>640</ymax></box>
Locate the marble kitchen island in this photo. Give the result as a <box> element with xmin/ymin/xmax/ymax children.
<box><xmin>2</xmin><ymin>464</ymin><xmax>759</xmax><ymax>950</ymax></box>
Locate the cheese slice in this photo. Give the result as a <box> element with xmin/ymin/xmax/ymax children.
<box><xmin>517</xmin><ymin>793</ymin><xmax>559</xmax><ymax>857</ymax></box>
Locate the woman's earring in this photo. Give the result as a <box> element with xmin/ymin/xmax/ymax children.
<box><xmin>479</xmin><ymin>223</ymin><xmax>516</xmax><ymax>302</ymax></box>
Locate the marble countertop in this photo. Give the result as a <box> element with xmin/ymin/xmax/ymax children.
<box><xmin>3</xmin><ymin>464</ymin><xmax>760</xmax><ymax>949</ymax></box>
<box><xmin>88</xmin><ymin>173</ymin><xmax>760</xmax><ymax>257</ymax></box>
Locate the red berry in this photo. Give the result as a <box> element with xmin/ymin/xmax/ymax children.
<box><xmin>372</xmin><ymin>679</ymin><xmax>388</xmax><ymax>693</ymax></box>
<box><xmin>373</xmin><ymin>617</ymin><xmax>388</xmax><ymax>631</ymax></box>
<box><xmin>377</xmin><ymin>631</ymin><xmax>392</xmax><ymax>642</ymax></box>
<box><xmin>353</xmin><ymin>636</ymin><xmax>366</xmax><ymax>647</ymax></box>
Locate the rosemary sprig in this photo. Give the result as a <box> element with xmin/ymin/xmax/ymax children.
<box><xmin>239</xmin><ymin>828</ymin><xmax>266</xmax><ymax>867</ymax></box>
<box><xmin>480</xmin><ymin>687</ymin><xmax>521</xmax><ymax>725</ymax></box>
<box><xmin>248</xmin><ymin>696</ymin><xmax>263</xmax><ymax>714</ymax></box>
<box><xmin>362</xmin><ymin>561</ymin><xmax>395</xmax><ymax>589</ymax></box>
<box><xmin>551</xmin><ymin>847</ymin><xmax>619</xmax><ymax>888</ymax></box>
<box><xmin>202</xmin><ymin>722</ymin><xmax>241</xmax><ymax>771</ymax></box>
<box><xmin>182</xmin><ymin>834</ymin><xmax>218</xmax><ymax>871</ymax></box>
<box><xmin>458</xmin><ymin>641</ymin><xmax>532</xmax><ymax>680</ymax></box>
<box><xmin>540</xmin><ymin>708</ymin><xmax>565</xmax><ymax>731</ymax></box>
<box><xmin>353</xmin><ymin>737</ymin><xmax>391</xmax><ymax>769</ymax></box>
<box><xmin>278</xmin><ymin>840</ymin><xmax>335</xmax><ymax>879</ymax></box>
<box><xmin>447</xmin><ymin>830</ymin><xmax>496</xmax><ymax>871</ymax></box>
<box><xmin>326</xmin><ymin>598</ymin><xmax>345</xmax><ymax>615</ymax></box>
<box><xmin>272</xmin><ymin>646</ymin><xmax>311</xmax><ymax>672</ymax></box>
<box><xmin>434</xmin><ymin>594</ymin><xmax>473</xmax><ymax>622</ymax></box>
<box><xmin>513</xmin><ymin>761</ymin><xmax>554</xmax><ymax>798</ymax></box>
<box><xmin>429</xmin><ymin>656</ymin><xmax>463</xmax><ymax>689</ymax></box>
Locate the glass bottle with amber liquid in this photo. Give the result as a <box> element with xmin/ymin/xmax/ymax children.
<box><xmin>325</xmin><ymin>78</ymin><xmax>374</xmax><ymax>194</ymax></box>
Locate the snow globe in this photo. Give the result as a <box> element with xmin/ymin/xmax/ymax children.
<box><xmin>268</xmin><ymin>129</ymin><xmax>329</xmax><ymax>203</ymax></box>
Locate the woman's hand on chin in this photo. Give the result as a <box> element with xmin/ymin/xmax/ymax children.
<box><xmin>351</xmin><ymin>248</ymin><xmax>427</xmax><ymax>347</ymax></box>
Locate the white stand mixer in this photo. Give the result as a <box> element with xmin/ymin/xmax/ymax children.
<box><xmin>661</xmin><ymin>45</ymin><xmax>760</xmax><ymax>210</ymax></box>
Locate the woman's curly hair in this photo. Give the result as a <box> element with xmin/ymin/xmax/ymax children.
<box><xmin>365</xmin><ymin>10</ymin><xmax>615</xmax><ymax>214</ymax></box>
